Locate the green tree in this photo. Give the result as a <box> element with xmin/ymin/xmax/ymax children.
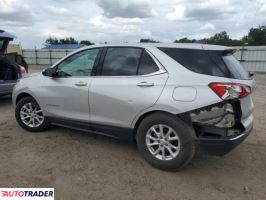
<box><xmin>59</xmin><ymin>37</ymin><xmax>78</xmax><ymax>44</ymax></box>
<box><xmin>205</xmin><ymin>31</ymin><xmax>243</xmax><ymax>46</ymax></box>
<box><xmin>173</xmin><ymin>25</ymin><xmax>266</xmax><ymax>46</ymax></box>
<box><xmin>242</xmin><ymin>26</ymin><xmax>266</xmax><ymax>45</ymax></box>
<box><xmin>45</xmin><ymin>37</ymin><xmax>59</xmax><ymax>45</ymax></box>
<box><xmin>45</xmin><ymin>37</ymin><xmax>78</xmax><ymax>45</ymax></box>
<box><xmin>206</xmin><ymin>31</ymin><xmax>231</xmax><ymax>45</ymax></box>
<box><xmin>174</xmin><ymin>37</ymin><xmax>196</xmax><ymax>43</ymax></box>
<box><xmin>80</xmin><ymin>40</ymin><xmax>94</xmax><ymax>46</ymax></box>
<box><xmin>140</xmin><ymin>38</ymin><xmax>160</xmax><ymax>43</ymax></box>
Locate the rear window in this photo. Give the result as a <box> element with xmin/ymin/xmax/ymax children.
<box><xmin>158</xmin><ymin>48</ymin><xmax>251</xmax><ymax>80</ymax></box>
<box><xmin>222</xmin><ymin>55</ymin><xmax>250</xmax><ymax>80</ymax></box>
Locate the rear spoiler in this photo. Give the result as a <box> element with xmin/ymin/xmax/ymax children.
<box><xmin>222</xmin><ymin>49</ymin><xmax>237</xmax><ymax>55</ymax></box>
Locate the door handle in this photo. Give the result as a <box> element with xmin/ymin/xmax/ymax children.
<box><xmin>137</xmin><ymin>81</ymin><xmax>154</xmax><ymax>87</ymax></box>
<box><xmin>75</xmin><ymin>81</ymin><xmax>87</xmax><ymax>86</ymax></box>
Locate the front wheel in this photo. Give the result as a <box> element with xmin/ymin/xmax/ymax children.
<box><xmin>136</xmin><ymin>113</ymin><xmax>195</xmax><ymax>171</ymax></box>
<box><xmin>15</xmin><ymin>96</ymin><xmax>49</xmax><ymax>132</ymax></box>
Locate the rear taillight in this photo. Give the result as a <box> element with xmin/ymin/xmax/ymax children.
<box><xmin>19</xmin><ymin>65</ymin><xmax>27</xmax><ymax>74</ymax></box>
<box><xmin>209</xmin><ymin>82</ymin><xmax>250</xmax><ymax>100</ymax></box>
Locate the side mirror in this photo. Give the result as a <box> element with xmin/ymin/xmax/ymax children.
<box><xmin>42</xmin><ymin>68</ymin><xmax>56</xmax><ymax>77</ymax></box>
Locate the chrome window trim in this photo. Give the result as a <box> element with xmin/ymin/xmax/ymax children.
<box><xmin>92</xmin><ymin>71</ymin><xmax>167</xmax><ymax>78</ymax></box>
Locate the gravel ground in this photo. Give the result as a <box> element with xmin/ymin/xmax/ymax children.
<box><xmin>0</xmin><ymin>67</ymin><xmax>266</xmax><ymax>200</ymax></box>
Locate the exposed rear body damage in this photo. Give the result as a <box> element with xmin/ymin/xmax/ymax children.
<box><xmin>190</xmin><ymin>99</ymin><xmax>253</xmax><ymax>155</ymax></box>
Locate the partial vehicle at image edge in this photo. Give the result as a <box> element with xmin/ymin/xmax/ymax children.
<box><xmin>13</xmin><ymin>43</ymin><xmax>255</xmax><ymax>171</ymax></box>
<box><xmin>0</xmin><ymin>30</ymin><xmax>28</xmax><ymax>96</ymax></box>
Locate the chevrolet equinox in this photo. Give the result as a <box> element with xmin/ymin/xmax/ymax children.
<box><xmin>13</xmin><ymin>43</ymin><xmax>255</xmax><ymax>170</ymax></box>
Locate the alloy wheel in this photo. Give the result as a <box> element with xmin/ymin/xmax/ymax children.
<box><xmin>145</xmin><ymin>124</ymin><xmax>181</xmax><ymax>161</ymax></box>
<box><xmin>20</xmin><ymin>102</ymin><xmax>44</xmax><ymax>128</ymax></box>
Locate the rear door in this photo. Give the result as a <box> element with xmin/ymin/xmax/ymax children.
<box><xmin>89</xmin><ymin>47</ymin><xmax>168</xmax><ymax>128</ymax></box>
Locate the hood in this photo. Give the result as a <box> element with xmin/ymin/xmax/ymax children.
<box><xmin>0</xmin><ymin>30</ymin><xmax>16</xmax><ymax>54</ymax></box>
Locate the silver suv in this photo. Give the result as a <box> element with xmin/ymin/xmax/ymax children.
<box><xmin>13</xmin><ymin>43</ymin><xmax>255</xmax><ymax>170</ymax></box>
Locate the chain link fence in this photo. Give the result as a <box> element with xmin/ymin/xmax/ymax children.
<box><xmin>22</xmin><ymin>49</ymin><xmax>74</xmax><ymax>66</ymax></box>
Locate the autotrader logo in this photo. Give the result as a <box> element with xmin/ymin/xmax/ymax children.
<box><xmin>0</xmin><ymin>188</ymin><xmax>54</xmax><ymax>200</ymax></box>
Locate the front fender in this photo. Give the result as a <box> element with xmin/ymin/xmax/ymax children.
<box><xmin>12</xmin><ymin>87</ymin><xmax>47</xmax><ymax>115</ymax></box>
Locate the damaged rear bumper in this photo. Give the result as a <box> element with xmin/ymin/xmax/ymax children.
<box><xmin>195</xmin><ymin>114</ymin><xmax>253</xmax><ymax>156</ymax></box>
<box><xmin>189</xmin><ymin>99</ymin><xmax>254</xmax><ymax>156</ymax></box>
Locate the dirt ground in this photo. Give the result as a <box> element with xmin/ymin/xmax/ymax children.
<box><xmin>0</xmin><ymin>67</ymin><xmax>266</xmax><ymax>200</ymax></box>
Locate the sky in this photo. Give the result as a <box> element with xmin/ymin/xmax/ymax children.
<box><xmin>0</xmin><ymin>0</ymin><xmax>266</xmax><ymax>48</ymax></box>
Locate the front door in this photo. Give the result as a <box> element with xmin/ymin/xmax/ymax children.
<box><xmin>36</xmin><ymin>48</ymin><xmax>101</xmax><ymax>122</ymax></box>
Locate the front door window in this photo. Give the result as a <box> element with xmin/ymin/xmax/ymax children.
<box><xmin>57</xmin><ymin>48</ymin><xmax>100</xmax><ymax>77</ymax></box>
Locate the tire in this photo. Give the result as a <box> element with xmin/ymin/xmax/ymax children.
<box><xmin>15</xmin><ymin>96</ymin><xmax>49</xmax><ymax>132</ymax></box>
<box><xmin>136</xmin><ymin>113</ymin><xmax>195</xmax><ymax>171</ymax></box>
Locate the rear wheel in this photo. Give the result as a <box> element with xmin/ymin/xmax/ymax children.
<box><xmin>15</xmin><ymin>96</ymin><xmax>49</xmax><ymax>132</ymax></box>
<box><xmin>136</xmin><ymin>113</ymin><xmax>195</xmax><ymax>171</ymax></box>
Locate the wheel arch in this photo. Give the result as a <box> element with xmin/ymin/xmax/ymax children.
<box><xmin>132</xmin><ymin>110</ymin><xmax>194</xmax><ymax>141</ymax></box>
<box><xmin>15</xmin><ymin>92</ymin><xmax>34</xmax><ymax>105</ymax></box>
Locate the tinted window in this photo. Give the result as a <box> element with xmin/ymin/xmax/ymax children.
<box><xmin>5</xmin><ymin>54</ymin><xmax>16</xmax><ymax>63</ymax></box>
<box><xmin>138</xmin><ymin>50</ymin><xmax>159</xmax><ymax>75</ymax></box>
<box><xmin>57</xmin><ymin>48</ymin><xmax>99</xmax><ymax>77</ymax></box>
<box><xmin>222</xmin><ymin>55</ymin><xmax>250</xmax><ymax>80</ymax></box>
<box><xmin>158</xmin><ymin>48</ymin><xmax>225</xmax><ymax>77</ymax></box>
<box><xmin>205</xmin><ymin>51</ymin><xmax>231</xmax><ymax>77</ymax></box>
<box><xmin>102</xmin><ymin>48</ymin><xmax>142</xmax><ymax>76</ymax></box>
<box><xmin>0</xmin><ymin>40</ymin><xmax>3</xmax><ymax>51</ymax></box>
<box><xmin>158</xmin><ymin>47</ymin><xmax>251</xmax><ymax>80</ymax></box>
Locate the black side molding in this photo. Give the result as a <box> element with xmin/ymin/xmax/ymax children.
<box><xmin>47</xmin><ymin>117</ymin><xmax>134</xmax><ymax>142</ymax></box>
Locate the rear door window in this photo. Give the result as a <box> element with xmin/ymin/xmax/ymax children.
<box><xmin>101</xmin><ymin>47</ymin><xmax>142</xmax><ymax>76</ymax></box>
<box><xmin>138</xmin><ymin>50</ymin><xmax>159</xmax><ymax>75</ymax></box>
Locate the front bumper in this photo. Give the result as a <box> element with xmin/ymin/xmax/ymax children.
<box><xmin>195</xmin><ymin>114</ymin><xmax>253</xmax><ymax>156</ymax></box>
